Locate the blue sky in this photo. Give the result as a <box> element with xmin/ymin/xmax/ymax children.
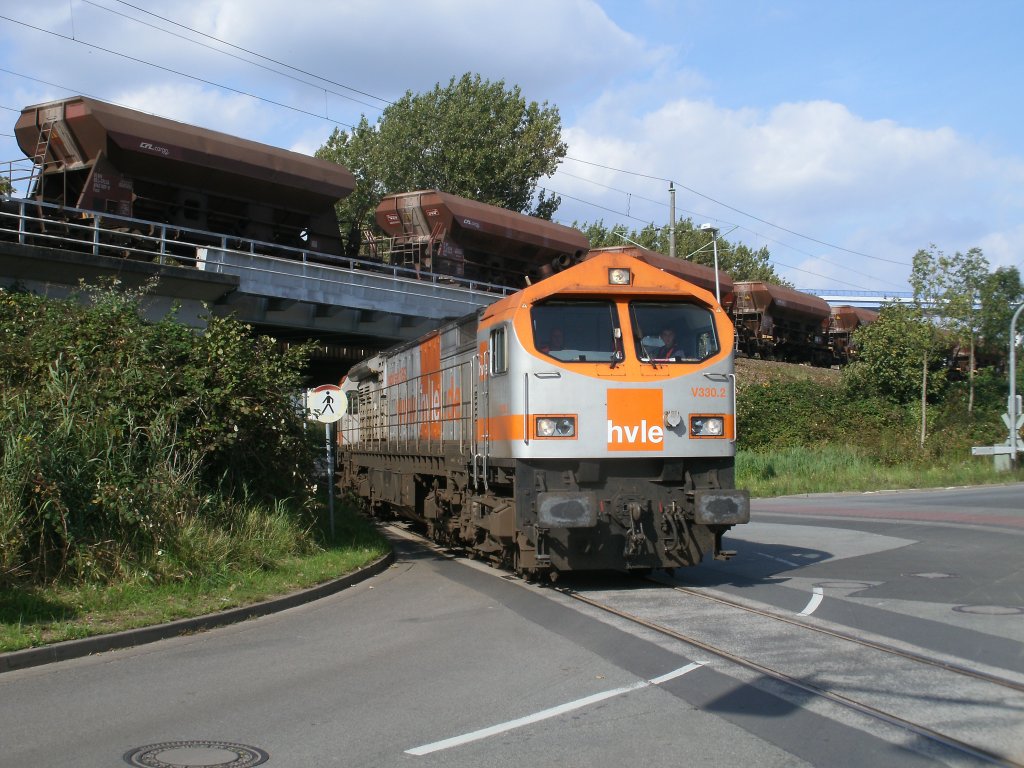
<box><xmin>2</xmin><ymin>0</ymin><xmax>1021</xmax><ymax>294</ymax></box>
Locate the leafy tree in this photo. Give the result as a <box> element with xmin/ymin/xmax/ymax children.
<box><xmin>842</xmin><ymin>302</ymin><xmax>946</xmax><ymax>407</ymax></box>
<box><xmin>576</xmin><ymin>217</ymin><xmax>787</xmax><ymax>284</ymax></box>
<box><xmin>912</xmin><ymin>245</ymin><xmax>998</xmax><ymax>415</ymax></box>
<box><xmin>978</xmin><ymin>266</ymin><xmax>1024</xmax><ymax>363</ymax></box>
<box><xmin>317</xmin><ymin>73</ymin><xmax>567</xmax><ymax>253</ymax></box>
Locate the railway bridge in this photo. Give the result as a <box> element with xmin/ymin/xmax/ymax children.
<box><xmin>0</xmin><ymin>198</ymin><xmax>512</xmax><ymax>377</ymax></box>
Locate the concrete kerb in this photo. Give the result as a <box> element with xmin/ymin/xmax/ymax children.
<box><xmin>0</xmin><ymin>550</ymin><xmax>395</xmax><ymax>675</ymax></box>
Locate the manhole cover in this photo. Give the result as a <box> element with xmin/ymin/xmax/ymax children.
<box><xmin>814</xmin><ymin>581</ymin><xmax>875</xmax><ymax>591</ymax></box>
<box><xmin>124</xmin><ymin>741</ymin><xmax>269</xmax><ymax>767</ymax></box>
<box><xmin>953</xmin><ymin>605</ymin><xmax>1024</xmax><ymax>616</ymax></box>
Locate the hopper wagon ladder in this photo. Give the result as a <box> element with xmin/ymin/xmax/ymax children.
<box><xmin>26</xmin><ymin>119</ymin><xmax>56</xmax><ymax>200</ymax></box>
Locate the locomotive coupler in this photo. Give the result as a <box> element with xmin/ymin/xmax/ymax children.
<box><xmin>624</xmin><ymin>501</ymin><xmax>647</xmax><ymax>556</ymax></box>
<box><xmin>661</xmin><ymin>501</ymin><xmax>690</xmax><ymax>555</ymax></box>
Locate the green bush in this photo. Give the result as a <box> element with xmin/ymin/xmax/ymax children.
<box><xmin>0</xmin><ymin>283</ymin><xmax>319</xmax><ymax>586</ymax></box>
<box><xmin>737</xmin><ymin>358</ymin><xmax>1021</xmax><ymax>471</ymax></box>
<box><xmin>736</xmin><ymin>377</ymin><xmax>897</xmax><ymax>451</ymax></box>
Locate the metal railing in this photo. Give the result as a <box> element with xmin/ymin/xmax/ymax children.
<box><xmin>0</xmin><ymin>196</ymin><xmax>517</xmax><ymax>297</ymax></box>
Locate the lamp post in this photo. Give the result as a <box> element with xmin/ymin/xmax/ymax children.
<box><xmin>700</xmin><ymin>223</ymin><xmax>720</xmax><ymax>303</ymax></box>
<box><xmin>1009</xmin><ymin>301</ymin><xmax>1024</xmax><ymax>469</ymax></box>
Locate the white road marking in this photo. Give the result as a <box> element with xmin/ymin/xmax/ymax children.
<box><xmin>799</xmin><ymin>586</ymin><xmax>824</xmax><ymax>616</ymax></box>
<box><xmin>405</xmin><ymin>662</ymin><xmax>705</xmax><ymax>756</ymax></box>
<box><xmin>758</xmin><ymin>552</ymin><xmax>801</xmax><ymax>568</ymax></box>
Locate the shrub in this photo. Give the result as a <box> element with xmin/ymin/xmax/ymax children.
<box><xmin>0</xmin><ymin>283</ymin><xmax>319</xmax><ymax>586</ymax></box>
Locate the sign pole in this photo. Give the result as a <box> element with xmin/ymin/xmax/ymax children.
<box><xmin>305</xmin><ymin>384</ymin><xmax>345</xmax><ymax>540</ymax></box>
<box><xmin>326</xmin><ymin>419</ymin><xmax>335</xmax><ymax>540</ymax></box>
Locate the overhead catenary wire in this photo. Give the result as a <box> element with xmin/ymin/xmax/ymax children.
<box><xmin>554</xmin><ymin>169</ymin><xmax>908</xmax><ymax>290</ymax></box>
<box><xmin>0</xmin><ymin>8</ymin><xmax>911</xmax><ymax>291</ymax></box>
<box><xmin>564</xmin><ymin>155</ymin><xmax>911</xmax><ymax>267</ymax></box>
<box><xmin>82</xmin><ymin>0</ymin><xmax>388</xmax><ymax>113</ymax></box>
<box><xmin>544</xmin><ymin>186</ymin><xmax>905</xmax><ymax>291</ymax></box>
<box><xmin>0</xmin><ymin>15</ymin><xmax>357</xmax><ymax>129</ymax></box>
<box><xmin>105</xmin><ymin>0</ymin><xmax>392</xmax><ymax>107</ymax></box>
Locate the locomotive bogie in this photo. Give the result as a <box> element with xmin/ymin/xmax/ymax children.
<box><xmin>338</xmin><ymin>253</ymin><xmax>750</xmax><ymax>575</ymax></box>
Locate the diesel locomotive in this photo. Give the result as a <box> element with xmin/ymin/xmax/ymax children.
<box><xmin>337</xmin><ymin>252</ymin><xmax>750</xmax><ymax>578</ymax></box>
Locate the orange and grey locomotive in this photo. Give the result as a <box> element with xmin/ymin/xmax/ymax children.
<box><xmin>337</xmin><ymin>252</ymin><xmax>750</xmax><ymax>577</ymax></box>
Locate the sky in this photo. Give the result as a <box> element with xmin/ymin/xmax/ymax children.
<box><xmin>2</xmin><ymin>0</ymin><xmax>1022</xmax><ymax>295</ymax></box>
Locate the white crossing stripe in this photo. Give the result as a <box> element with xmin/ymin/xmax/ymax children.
<box><xmin>405</xmin><ymin>662</ymin><xmax>705</xmax><ymax>756</ymax></box>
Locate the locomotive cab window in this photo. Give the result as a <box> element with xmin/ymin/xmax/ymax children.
<box><xmin>490</xmin><ymin>326</ymin><xmax>508</xmax><ymax>375</ymax></box>
<box><xmin>531</xmin><ymin>301</ymin><xmax>622</xmax><ymax>363</ymax></box>
<box><xmin>631</xmin><ymin>301</ymin><xmax>720</xmax><ymax>363</ymax></box>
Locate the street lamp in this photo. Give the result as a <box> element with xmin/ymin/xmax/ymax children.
<box><xmin>700</xmin><ymin>223</ymin><xmax>720</xmax><ymax>303</ymax></box>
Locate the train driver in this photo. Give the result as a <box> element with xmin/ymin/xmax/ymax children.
<box><xmin>540</xmin><ymin>327</ymin><xmax>564</xmax><ymax>354</ymax></box>
<box><xmin>655</xmin><ymin>327</ymin><xmax>678</xmax><ymax>359</ymax></box>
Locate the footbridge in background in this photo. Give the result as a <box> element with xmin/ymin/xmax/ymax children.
<box><xmin>801</xmin><ymin>289</ymin><xmax>913</xmax><ymax>309</ymax></box>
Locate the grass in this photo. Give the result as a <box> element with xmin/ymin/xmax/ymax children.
<box><xmin>0</xmin><ymin>504</ymin><xmax>387</xmax><ymax>653</ymax></box>
<box><xmin>738</xmin><ymin>444</ymin><xmax>1024</xmax><ymax>497</ymax></box>
<box><xmin>2</xmin><ymin>447</ymin><xmax>1020</xmax><ymax>654</ymax></box>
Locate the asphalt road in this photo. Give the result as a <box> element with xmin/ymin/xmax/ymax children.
<box><xmin>686</xmin><ymin>483</ymin><xmax>1024</xmax><ymax>671</ymax></box>
<box><xmin>0</xmin><ymin>483</ymin><xmax>1021</xmax><ymax>768</ymax></box>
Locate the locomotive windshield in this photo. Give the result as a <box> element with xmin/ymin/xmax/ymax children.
<box><xmin>531</xmin><ymin>301</ymin><xmax>622</xmax><ymax>363</ymax></box>
<box><xmin>631</xmin><ymin>301</ymin><xmax>720</xmax><ymax>363</ymax></box>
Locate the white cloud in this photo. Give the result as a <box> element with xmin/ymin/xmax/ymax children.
<box><xmin>3</xmin><ymin>0</ymin><xmax>1022</xmax><ymax>291</ymax></box>
<box><xmin>557</xmin><ymin>93</ymin><xmax>1024</xmax><ymax>290</ymax></box>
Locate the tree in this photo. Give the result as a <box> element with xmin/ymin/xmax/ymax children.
<box><xmin>576</xmin><ymin>217</ymin><xmax>788</xmax><ymax>284</ymax></box>
<box><xmin>912</xmin><ymin>245</ymin><xmax>992</xmax><ymax>415</ymax></box>
<box><xmin>316</xmin><ymin>73</ymin><xmax>567</xmax><ymax>254</ymax></box>
<box><xmin>842</xmin><ymin>302</ymin><xmax>946</xmax><ymax>406</ymax></box>
<box><xmin>978</xmin><ymin>266</ymin><xmax>1024</xmax><ymax>365</ymax></box>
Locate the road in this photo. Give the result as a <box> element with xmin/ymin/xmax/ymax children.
<box><xmin>0</xmin><ymin>484</ymin><xmax>1021</xmax><ymax>768</ymax></box>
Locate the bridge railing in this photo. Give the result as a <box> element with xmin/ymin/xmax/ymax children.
<box><xmin>0</xmin><ymin>197</ymin><xmax>516</xmax><ymax>297</ymax></box>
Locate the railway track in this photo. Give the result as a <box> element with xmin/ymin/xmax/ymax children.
<box><xmin>385</xmin><ymin>521</ymin><xmax>1023</xmax><ymax>765</ymax></box>
<box><xmin>560</xmin><ymin>578</ymin><xmax>1024</xmax><ymax>767</ymax></box>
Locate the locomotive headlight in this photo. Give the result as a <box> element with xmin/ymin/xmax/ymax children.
<box><xmin>535</xmin><ymin>416</ymin><xmax>576</xmax><ymax>438</ymax></box>
<box><xmin>690</xmin><ymin>416</ymin><xmax>725</xmax><ymax>437</ymax></box>
<box><xmin>608</xmin><ymin>268</ymin><xmax>632</xmax><ymax>285</ymax></box>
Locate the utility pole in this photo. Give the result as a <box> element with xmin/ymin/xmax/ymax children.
<box><xmin>669</xmin><ymin>182</ymin><xmax>676</xmax><ymax>258</ymax></box>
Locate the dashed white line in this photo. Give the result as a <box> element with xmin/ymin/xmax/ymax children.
<box><xmin>799</xmin><ymin>586</ymin><xmax>824</xmax><ymax>616</ymax></box>
<box><xmin>405</xmin><ymin>662</ymin><xmax>705</xmax><ymax>756</ymax></box>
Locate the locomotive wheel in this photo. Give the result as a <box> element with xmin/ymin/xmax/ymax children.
<box><xmin>511</xmin><ymin>545</ymin><xmax>523</xmax><ymax>577</ymax></box>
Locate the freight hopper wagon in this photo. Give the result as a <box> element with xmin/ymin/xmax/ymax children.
<box><xmin>828</xmin><ymin>305</ymin><xmax>879</xmax><ymax>365</ymax></box>
<box><xmin>337</xmin><ymin>252</ymin><xmax>750</xmax><ymax>579</ymax></box>
<box><xmin>373</xmin><ymin>190</ymin><xmax>590</xmax><ymax>288</ymax></box>
<box><xmin>733</xmin><ymin>281</ymin><xmax>832</xmax><ymax>365</ymax></box>
<box><xmin>12</xmin><ymin>96</ymin><xmax>355</xmax><ymax>256</ymax></box>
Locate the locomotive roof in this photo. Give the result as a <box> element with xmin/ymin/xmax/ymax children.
<box><xmin>584</xmin><ymin>245</ymin><xmax>733</xmax><ymax>298</ymax></box>
<box><xmin>481</xmin><ymin>250</ymin><xmax>722</xmax><ymax>326</ymax></box>
<box><xmin>15</xmin><ymin>96</ymin><xmax>356</xmax><ymax>204</ymax></box>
